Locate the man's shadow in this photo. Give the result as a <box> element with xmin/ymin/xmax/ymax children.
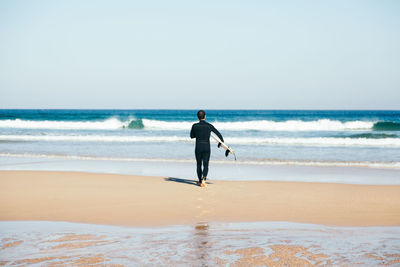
<box><xmin>165</xmin><ymin>177</ymin><xmax>213</xmax><ymax>187</ymax></box>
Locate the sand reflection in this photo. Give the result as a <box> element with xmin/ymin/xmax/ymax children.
<box><xmin>1</xmin><ymin>221</ymin><xmax>399</xmax><ymax>266</ymax></box>
<box><xmin>194</xmin><ymin>223</ymin><xmax>210</xmax><ymax>266</ymax></box>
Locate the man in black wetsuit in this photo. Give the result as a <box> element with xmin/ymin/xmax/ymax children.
<box><xmin>190</xmin><ymin>110</ymin><xmax>224</xmax><ymax>187</ymax></box>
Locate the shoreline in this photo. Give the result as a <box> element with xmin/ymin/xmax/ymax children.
<box><xmin>2</xmin><ymin>221</ymin><xmax>399</xmax><ymax>266</ymax></box>
<box><xmin>2</xmin><ymin>155</ymin><xmax>400</xmax><ymax>185</ymax></box>
<box><xmin>1</xmin><ymin>170</ymin><xmax>400</xmax><ymax>227</ymax></box>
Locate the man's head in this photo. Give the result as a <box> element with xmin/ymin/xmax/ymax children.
<box><xmin>197</xmin><ymin>110</ymin><xmax>206</xmax><ymax>120</ymax></box>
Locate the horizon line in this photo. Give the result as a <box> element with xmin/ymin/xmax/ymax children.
<box><xmin>1</xmin><ymin>108</ymin><xmax>400</xmax><ymax>111</ymax></box>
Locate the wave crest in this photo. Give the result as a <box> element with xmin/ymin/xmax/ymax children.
<box><xmin>126</xmin><ymin>119</ymin><xmax>144</xmax><ymax>129</ymax></box>
<box><xmin>0</xmin><ymin>118</ymin><xmax>143</xmax><ymax>130</ymax></box>
<box><xmin>142</xmin><ymin>119</ymin><xmax>374</xmax><ymax>131</ymax></box>
<box><xmin>213</xmin><ymin>119</ymin><xmax>373</xmax><ymax>131</ymax></box>
<box><xmin>1</xmin><ymin>118</ymin><xmax>397</xmax><ymax>132</ymax></box>
<box><xmin>373</xmin><ymin>121</ymin><xmax>400</xmax><ymax>131</ymax></box>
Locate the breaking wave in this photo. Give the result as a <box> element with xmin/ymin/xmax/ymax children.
<box><xmin>0</xmin><ymin>118</ymin><xmax>126</xmax><ymax>130</ymax></box>
<box><xmin>141</xmin><ymin>119</ymin><xmax>375</xmax><ymax>131</ymax></box>
<box><xmin>1</xmin><ymin>118</ymin><xmax>400</xmax><ymax>132</ymax></box>
<box><xmin>0</xmin><ymin>135</ymin><xmax>189</xmax><ymax>143</ymax></box>
<box><xmin>0</xmin><ymin>118</ymin><xmax>380</xmax><ymax>131</ymax></box>
<box><xmin>125</xmin><ymin>119</ymin><xmax>144</xmax><ymax>129</ymax></box>
<box><xmin>372</xmin><ymin>121</ymin><xmax>400</xmax><ymax>131</ymax></box>
<box><xmin>1</xmin><ymin>134</ymin><xmax>399</xmax><ymax>147</ymax></box>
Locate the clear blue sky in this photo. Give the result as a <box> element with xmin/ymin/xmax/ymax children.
<box><xmin>0</xmin><ymin>0</ymin><xmax>399</xmax><ymax>109</ymax></box>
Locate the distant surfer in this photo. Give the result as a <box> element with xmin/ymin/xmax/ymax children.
<box><xmin>190</xmin><ymin>110</ymin><xmax>224</xmax><ymax>187</ymax></box>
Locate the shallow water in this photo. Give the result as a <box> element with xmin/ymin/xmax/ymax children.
<box><xmin>1</xmin><ymin>221</ymin><xmax>399</xmax><ymax>266</ymax></box>
<box><xmin>1</xmin><ymin>156</ymin><xmax>400</xmax><ymax>185</ymax></box>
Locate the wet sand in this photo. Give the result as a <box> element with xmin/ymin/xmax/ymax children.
<box><xmin>1</xmin><ymin>170</ymin><xmax>400</xmax><ymax>226</ymax></box>
<box><xmin>1</xmin><ymin>221</ymin><xmax>399</xmax><ymax>266</ymax></box>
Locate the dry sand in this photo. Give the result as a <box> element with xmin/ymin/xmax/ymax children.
<box><xmin>1</xmin><ymin>170</ymin><xmax>399</xmax><ymax>226</ymax></box>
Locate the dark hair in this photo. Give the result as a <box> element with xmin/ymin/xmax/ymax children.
<box><xmin>197</xmin><ymin>110</ymin><xmax>206</xmax><ymax>120</ymax></box>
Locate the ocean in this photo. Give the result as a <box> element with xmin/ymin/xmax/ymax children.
<box><xmin>1</xmin><ymin>110</ymin><xmax>400</xmax><ymax>266</ymax></box>
<box><xmin>1</xmin><ymin>109</ymin><xmax>400</xmax><ymax>183</ymax></box>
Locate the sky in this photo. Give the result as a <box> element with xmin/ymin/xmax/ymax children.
<box><xmin>0</xmin><ymin>0</ymin><xmax>399</xmax><ymax>109</ymax></box>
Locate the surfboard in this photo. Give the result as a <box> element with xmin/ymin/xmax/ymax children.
<box><xmin>210</xmin><ymin>132</ymin><xmax>237</xmax><ymax>160</ymax></box>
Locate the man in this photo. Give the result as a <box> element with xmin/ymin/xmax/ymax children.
<box><xmin>190</xmin><ymin>110</ymin><xmax>224</xmax><ymax>187</ymax></box>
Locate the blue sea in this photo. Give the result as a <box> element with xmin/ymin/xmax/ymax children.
<box><xmin>1</xmin><ymin>109</ymin><xmax>400</xmax><ymax>183</ymax></box>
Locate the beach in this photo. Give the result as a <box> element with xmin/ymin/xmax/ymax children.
<box><xmin>1</xmin><ymin>170</ymin><xmax>400</xmax><ymax>227</ymax></box>
<box><xmin>1</xmin><ymin>170</ymin><xmax>400</xmax><ymax>266</ymax></box>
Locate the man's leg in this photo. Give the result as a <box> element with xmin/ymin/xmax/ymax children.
<box><xmin>202</xmin><ymin>150</ymin><xmax>211</xmax><ymax>179</ymax></box>
<box><xmin>195</xmin><ymin>150</ymin><xmax>203</xmax><ymax>183</ymax></box>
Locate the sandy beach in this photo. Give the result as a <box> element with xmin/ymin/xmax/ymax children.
<box><xmin>1</xmin><ymin>170</ymin><xmax>399</xmax><ymax>227</ymax></box>
<box><xmin>1</xmin><ymin>171</ymin><xmax>400</xmax><ymax>265</ymax></box>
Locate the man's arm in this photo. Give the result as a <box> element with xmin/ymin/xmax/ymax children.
<box><xmin>190</xmin><ymin>124</ymin><xmax>195</xmax><ymax>139</ymax></box>
<box><xmin>211</xmin><ymin>124</ymin><xmax>224</xmax><ymax>142</ymax></box>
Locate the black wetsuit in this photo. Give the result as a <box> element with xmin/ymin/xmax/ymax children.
<box><xmin>190</xmin><ymin>120</ymin><xmax>224</xmax><ymax>182</ymax></box>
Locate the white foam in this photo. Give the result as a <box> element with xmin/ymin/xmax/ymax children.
<box><xmin>1</xmin><ymin>152</ymin><xmax>399</xmax><ymax>169</ymax></box>
<box><xmin>0</xmin><ymin>118</ymin><xmax>375</xmax><ymax>131</ymax></box>
<box><xmin>0</xmin><ymin>134</ymin><xmax>190</xmax><ymax>143</ymax></box>
<box><xmin>214</xmin><ymin>119</ymin><xmax>373</xmax><ymax>131</ymax></box>
<box><xmin>228</xmin><ymin>137</ymin><xmax>400</xmax><ymax>147</ymax></box>
<box><xmin>1</xmin><ymin>134</ymin><xmax>400</xmax><ymax>147</ymax></box>
<box><xmin>144</xmin><ymin>119</ymin><xmax>374</xmax><ymax>131</ymax></box>
<box><xmin>142</xmin><ymin>119</ymin><xmax>193</xmax><ymax>130</ymax></box>
<box><xmin>0</xmin><ymin>118</ymin><xmax>129</xmax><ymax>130</ymax></box>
